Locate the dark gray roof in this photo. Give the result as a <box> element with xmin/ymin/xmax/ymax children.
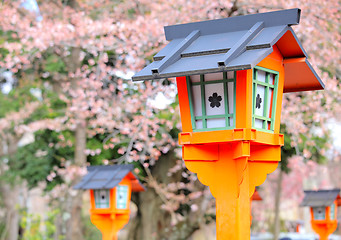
<box><xmin>73</xmin><ymin>164</ymin><xmax>145</xmax><ymax>191</ymax></box>
<box><xmin>300</xmin><ymin>189</ymin><xmax>340</xmax><ymax>207</ymax></box>
<box><xmin>132</xmin><ymin>9</ymin><xmax>324</xmax><ymax>93</ymax></box>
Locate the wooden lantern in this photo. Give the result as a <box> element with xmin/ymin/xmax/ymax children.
<box><xmin>133</xmin><ymin>9</ymin><xmax>323</xmax><ymax>240</ymax></box>
<box><xmin>301</xmin><ymin>189</ymin><xmax>340</xmax><ymax>240</ymax></box>
<box><xmin>74</xmin><ymin>165</ymin><xmax>145</xmax><ymax>240</ymax></box>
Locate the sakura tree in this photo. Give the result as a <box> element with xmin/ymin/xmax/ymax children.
<box><xmin>0</xmin><ymin>0</ymin><xmax>339</xmax><ymax>239</ymax></box>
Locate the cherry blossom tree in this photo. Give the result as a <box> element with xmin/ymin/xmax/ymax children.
<box><xmin>0</xmin><ymin>0</ymin><xmax>340</xmax><ymax>239</ymax></box>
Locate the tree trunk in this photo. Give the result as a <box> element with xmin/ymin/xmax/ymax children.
<box><xmin>62</xmin><ymin>35</ymin><xmax>86</xmax><ymax>239</ymax></box>
<box><xmin>65</xmin><ymin>123</ymin><xmax>87</xmax><ymax>240</ymax></box>
<box><xmin>125</xmin><ymin>152</ymin><xmax>206</xmax><ymax>240</ymax></box>
<box><xmin>273</xmin><ymin>169</ymin><xmax>283</xmax><ymax>240</ymax></box>
<box><xmin>0</xmin><ymin>183</ymin><xmax>20</xmax><ymax>240</ymax></box>
<box><xmin>0</xmin><ymin>136</ymin><xmax>20</xmax><ymax>240</ymax></box>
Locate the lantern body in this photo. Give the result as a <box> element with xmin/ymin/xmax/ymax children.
<box><xmin>90</xmin><ymin>176</ymin><xmax>131</xmax><ymax>214</ymax></box>
<box><xmin>89</xmin><ymin>177</ymin><xmax>132</xmax><ymax>240</ymax></box>
<box><xmin>178</xmin><ymin>46</ymin><xmax>284</xmax><ymax>147</ymax></box>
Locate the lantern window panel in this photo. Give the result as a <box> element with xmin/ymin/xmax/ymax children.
<box><xmin>330</xmin><ymin>203</ymin><xmax>336</xmax><ymax>220</ymax></box>
<box><xmin>313</xmin><ymin>207</ymin><xmax>326</xmax><ymax>220</ymax></box>
<box><xmin>252</xmin><ymin>67</ymin><xmax>279</xmax><ymax>131</ymax></box>
<box><xmin>187</xmin><ymin>71</ymin><xmax>236</xmax><ymax>132</ymax></box>
<box><xmin>116</xmin><ymin>185</ymin><xmax>129</xmax><ymax>209</ymax></box>
<box><xmin>94</xmin><ymin>189</ymin><xmax>110</xmax><ymax>209</ymax></box>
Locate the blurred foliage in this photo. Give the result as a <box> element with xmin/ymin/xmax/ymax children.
<box><xmin>20</xmin><ymin>209</ymin><xmax>63</xmax><ymax>240</ymax></box>
<box><xmin>43</xmin><ymin>55</ymin><xmax>66</xmax><ymax>74</ymax></box>
<box><xmin>82</xmin><ymin>214</ymin><xmax>102</xmax><ymax>240</ymax></box>
<box><xmin>280</xmin><ymin>124</ymin><xmax>329</xmax><ymax>173</ymax></box>
<box><xmin>4</xmin><ymin>130</ymin><xmax>72</xmax><ymax>190</ymax></box>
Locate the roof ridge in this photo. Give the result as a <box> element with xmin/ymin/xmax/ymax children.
<box><xmin>164</xmin><ymin>8</ymin><xmax>300</xmax><ymax>40</ymax></box>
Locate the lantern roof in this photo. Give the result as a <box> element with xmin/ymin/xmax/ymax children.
<box><xmin>300</xmin><ymin>189</ymin><xmax>340</xmax><ymax>207</ymax></box>
<box><xmin>73</xmin><ymin>164</ymin><xmax>145</xmax><ymax>192</ymax></box>
<box><xmin>132</xmin><ymin>8</ymin><xmax>324</xmax><ymax>93</ymax></box>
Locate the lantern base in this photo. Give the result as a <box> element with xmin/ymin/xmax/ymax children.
<box><xmin>311</xmin><ymin>220</ymin><xmax>338</xmax><ymax>240</ymax></box>
<box><xmin>90</xmin><ymin>213</ymin><xmax>130</xmax><ymax>240</ymax></box>
<box><xmin>183</xmin><ymin>141</ymin><xmax>280</xmax><ymax>240</ymax></box>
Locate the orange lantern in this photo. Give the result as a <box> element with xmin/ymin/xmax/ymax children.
<box><xmin>74</xmin><ymin>165</ymin><xmax>145</xmax><ymax>240</ymax></box>
<box><xmin>133</xmin><ymin>9</ymin><xmax>323</xmax><ymax>240</ymax></box>
<box><xmin>301</xmin><ymin>189</ymin><xmax>340</xmax><ymax>240</ymax></box>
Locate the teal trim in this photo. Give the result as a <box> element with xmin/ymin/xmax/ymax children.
<box><xmin>223</xmin><ymin>72</ymin><xmax>229</xmax><ymax>127</ymax></box>
<box><xmin>330</xmin><ymin>203</ymin><xmax>336</xmax><ymax>220</ymax></box>
<box><xmin>252</xmin><ymin>69</ymin><xmax>258</xmax><ymax>128</ymax></box>
<box><xmin>252</xmin><ymin>66</ymin><xmax>279</xmax><ymax>131</ymax></box>
<box><xmin>254</xmin><ymin>115</ymin><xmax>271</xmax><ymax>121</ymax></box>
<box><xmin>233</xmin><ymin>71</ymin><xmax>237</xmax><ymax>127</ymax></box>
<box><xmin>191</xmin><ymin>78</ymin><xmax>235</xmax><ymax>85</ymax></box>
<box><xmin>195</xmin><ymin>114</ymin><xmax>234</xmax><ymax>120</ymax></box>
<box><xmin>116</xmin><ymin>185</ymin><xmax>128</xmax><ymax>209</ymax></box>
<box><xmin>270</xmin><ymin>74</ymin><xmax>279</xmax><ymax>130</ymax></box>
<box><xmin>94</xmin><ymin>190</ymin><xmax>110</xmax><ymax>209</ymax></box>
<box><xmin>253</xmin><ymin>80</ymin><xmax>275</xmax><ymax>88</ymax></box>
<box><xmin>252</xmin><ymin>69</ymin><xmax>258</xmax><ymax>126</ymax></box>
<box><xmin>186</xmin><ymin>76</ymin><xmax>196</xmax><ymax>130</ymax></box>
<box><xmin>200</xmin><ymin>75</ymin><xmax>207</xmax><ymax>128</ymax></box>
<box><xmin>186</xmin><ymin>72</ymin><xmax>236</xmax><ymax>131</ymax></box>
<box><xmin>254</xmin><ymin>66</ymin><xmax>279</xmax><ymax>75</ymax></box>
<box><xmin>263</xmin><ymin>73</ymin><xmax>269</xmax><ymax>129</ymax></box>
<box><xmin>193</xmin><ymin>126</ymin><xmax>235</xmax><ymax>132</ymax></box>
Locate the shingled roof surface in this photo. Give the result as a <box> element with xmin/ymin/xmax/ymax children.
<box><xmin>300</xmin><ymin>189</ymin><xmax>340</xmax><ymax>207</ymax></box>
<box><xmin>133</xmin><ymin>8</ymin><xmax>324</xmax><ymax>93</ymax></box>
<box><xmin>73</xmin><ymin>165</ymin><xmax>145</xmax><ymax>191</ymax></box>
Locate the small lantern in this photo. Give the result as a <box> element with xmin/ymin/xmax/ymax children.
<box><xmin>301</xmin><ymin>189</ymin><xmax>340</xmax><ymax>240</ymax></box>
<box><xmin>251</xmin><ymin>187</ymin><xmax>263</xmax><ymax>202</ymax></box>
<box><xmin>250</xmin><ymin>187</ymin><xmax>263</xmax><ymax>224</ymax></box>
<box><xmin>133</xmin><ymin>8</ymin><xmax>323</xmax><ymax>240</ymax></box>
<box><xmin>74</xmin><ymin>165</ymin><xmax>145</xmax><ymax>240</ymax></box>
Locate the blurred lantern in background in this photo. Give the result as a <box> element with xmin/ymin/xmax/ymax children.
<box><xmin>74</xmin><ymin>165</ymin><xmax>145</xmax><ymax>240</ymax></box>
<box><xmin>301</xmin><ymin>189</ymin><xmax>340</xmax><ymax>240</ymax></box>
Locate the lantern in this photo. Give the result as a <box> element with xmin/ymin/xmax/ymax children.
<box><xmin>74</xmin><ymin>165</ymin><xmax>145</xmax><ymax>240</ymax></box>
<box><xmin>301</xmin><ymin>189</ymin><xmax>340</xmax><ymax>240</ymax></box>
<box><xmin>133</xmin><ymin>8</ymin><xmax>323</xmax><ymax>240</ymax></box>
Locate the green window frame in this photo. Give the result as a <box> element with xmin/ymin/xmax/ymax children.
<box><xmin>116</xmin><ymin>185</ymin><xmax>129</xmax><ymax>209</ymax></box>
<box><xmin>187</xmin><ymin>72</ymin><xmax>236</xmax><ymax>132</ymax></box>
<box><xmin>252</xmin><ymin>66</ymin><xmax>279</xmax><ymax>132</ymax></box>
<box><xmin>330</xmin><ymin>203</ymin><xmax>335</xmax><ymax>220</ymax></box>
<box><xmin>94</xmin><ymin>189</ymin><xmax>110</xmax><ymax>209</ymax></box>
<box><xmin>313</xmin><ymin>207</ymin><xmax>326</xmax><ymax>220</ymax></box>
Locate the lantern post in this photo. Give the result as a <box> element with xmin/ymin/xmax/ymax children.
<box><xmin>133</xmin><ymin>9</ymin><xmax>324</xmax><ymax>240</ymax></box>
<box><xmin>301</xmin><ymin>189</ymin><xmax>341</xmax><ymax>240</ymax></box>
<box><xmin>74</xmin><ymin>165</ymin><xmax>145</xmax><ymax>240</ymax></box>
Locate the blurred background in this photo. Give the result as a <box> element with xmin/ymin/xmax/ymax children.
<box><xmin>0</xmin><ymin>0</ymin><xmax>340</xmax><ymax>239</ymax></box>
